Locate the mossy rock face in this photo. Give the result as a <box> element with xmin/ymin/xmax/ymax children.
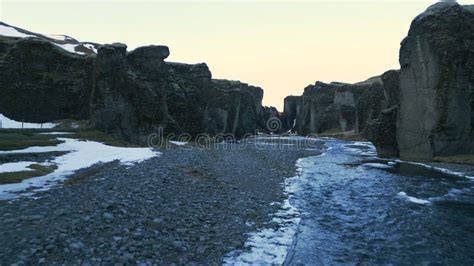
<box><xmin>0</xmin><ymin>38</ymin><xmax>93</xmax><ymax>123</ymax></box>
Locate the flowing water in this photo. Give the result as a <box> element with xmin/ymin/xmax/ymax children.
<box><xmin>285</xmin><ymin>139</ymin><xmax>474</xmax><ymax>265</ymax></box>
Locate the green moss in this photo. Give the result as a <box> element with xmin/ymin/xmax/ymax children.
<box><xmin>434</xmin><ymin>155</ymin><xmax>474</xmax><ymax>165</ymax></box>
<box><xmin>0</xmin><ymin>131</ymin><xmax>63</xmax><ymax>150</ymax></box>
<box><xmin>72</xmin><ymin>130</ymin><xmax>138</xmax><ymax>147</ymax></box>
<box><xmin>321</xmin><ymin>127</ymin><xmax>343</xmax><ymax>134</ymax></box>
<box><xmin>0</xmin><ymin>164</ymin><xmax>57</xmax><ymax>184</ymax></box>
<box><xmin>63</xmin><ymin>164</ymin><xmax>105</xmax><ymax>185</ymax></box>
<box><xmin>318</xmin><ymin>131</ymin><xmax>367</xmax><ymax>141</ymax></box>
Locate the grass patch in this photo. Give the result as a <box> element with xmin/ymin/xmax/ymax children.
<box><xmin>321</xmin><ymin>127</ymin><xmax>344</xmax><ymax>134</ymax></box>
<box><xmin>0</xmin><ymin>131</ymin><xmax>63</xmax><ymax>151</ymax></box>
<box><xmin>64</xmin><ymin>164</ymin><xmax>105</xmax><ymax>185</ymax></box>
<box><xmin>318</xmin><ymin>131</ymin><xmax>367</xmax><ymax>141</ymax></box>
<box><xmin>0</xmin><ymin>164</ymin><xmax>57</xmax><ymax>184</ymax></box>
<box><xmin>434</xmin><ymin>155</ymin><xmax>474</xmax><ymax>166</ymax></box>
<box><xmin>71</xmin><ymin>130</ymin><xmax>138</xmax><ymax>147</ymax></box>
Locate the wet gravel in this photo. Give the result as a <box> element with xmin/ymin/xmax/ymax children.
<box><xmin>0</xmin><ymin>138</ymin><xmax>322</xmax><ymax>264</ymax></box>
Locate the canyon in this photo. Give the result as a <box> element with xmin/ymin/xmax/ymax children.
<box><xmin>284</xmin><ymin>2</ymin><xmax>474</xmax><ymax>162</ymax></box>
<box><xmin>1</xmin><ymin>2</ymin><xmax>473</xmax><ymax>162</ymax></box>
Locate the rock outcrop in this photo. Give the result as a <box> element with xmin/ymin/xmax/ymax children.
<box><xmin>283</xmin><ymin>77</ymin><xmax>386</xmax><ymax>137</ymax></box>
<box><xmin>91</xmin><ymin>43</ymin><xmax>268</xmax><ymax>143</ymax></box>
<box><xmin>366</xmin><ymin>70</ymin><xmax>400</xmax><ymax>158</ymax></box>
<box><xmin>283</xmin><ymin>3</ymin><xmax>474</xmax><ymax>161</ymax></box>
<box><xmin>397</xmin><ymin>2</ymin><xmax>474</xmax><ymax>161</ymax></box>
<box><xmin>0</xmin><ymin>36</ymin><xmax>94</xmax><ymax>123</ymax></box>
<box><xmin>0</xmin><ymin>29</ymin><xmax>270</xmax><ymax>143</ymax></box>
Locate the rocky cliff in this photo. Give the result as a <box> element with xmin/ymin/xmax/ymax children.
<box><xmin>283</xmin><ymin>77</ymin><xmax>386</xmax><ymax>137</ymax></box>
<box><xmin>0</xmin><ymin>26</ymin><xmax>271</xmax><ymax>143</ymax></box>
<box><xmin>366</xmin><ymin>70</ymin><xmax>400</xmax><ymax>158</ymax></box>
<box><xmin>0</xmin><ymin>36</ymin><xmax>94</xmax><ymax>123</ymax></box>
<box><xmin>397</xmin><ymin>2</ymin><xmax>474</xmax><ymax>161</ymax></box>
<box><xmin>283</xmin><ymin>3</ymin><xmax>474</xmax><ymax>161</ymax></box>
<box><xmin>91</xmin><ymin>43</ymin><xmax>269</xmax><ymax>143</ymax></box>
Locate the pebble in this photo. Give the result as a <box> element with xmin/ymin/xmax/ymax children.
<box><xmin>0</xmin><ymin>138</ymin><xmax>322</xmax><ymax>264</ymax></box>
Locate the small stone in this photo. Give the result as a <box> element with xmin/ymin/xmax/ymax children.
<box><xmin>102</xmin><ymin>212</ymin><xmax>114</xmax><ymax>221</ymax></box>
<box><xmin>172</xmin><ymin>241</ymin><xmax>183</xmax><ymax>249</ymax></box>
<box><xmin>69</xmin><ymin>241</ymin><xmax>84</xmax><ymax>250</ymax></box>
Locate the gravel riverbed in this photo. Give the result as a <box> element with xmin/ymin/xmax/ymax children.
<box><xmin>0</xmin><ymin>138</ymin><xmax>322</xmax><ymax>264</ymax></box>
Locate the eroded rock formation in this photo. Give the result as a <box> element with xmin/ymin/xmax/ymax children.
<box><xmin>397</xmin><ymin>2</ymin><xmax>474</xmax><ymax>161</ymax></box>
<box><xmin>91</xmin><ymin>44</ymin><xmax>269</xmax><ymax>143</ymax></box>
<box><xmin>283</xmin><ymin>3</ymin><xmax>474</xmax><ymax>161</ymax></box>
<box><xmin>0</xmin><ymin>34</ymin><xmax>270</xmax><ymax>143</ymax></box>
<box><xmin>366</xmin><ymin>70</ymin><xmax>400</xmax><ymax>158</ymax></box>
<box><xmin>0</xmin><ymin>36</ymin><xmax>94</xmax><ymax>122</ymax></box>
<box><xmin>283</xmin><ymin>78</ymin><xmax>386</xmax><ymax>137</ymax></box>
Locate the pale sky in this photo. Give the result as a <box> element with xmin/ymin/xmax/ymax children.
<box><xmin>1</xmin><ymin>0</ymin><xmax>473</xmax><ymax>110</ymax></box>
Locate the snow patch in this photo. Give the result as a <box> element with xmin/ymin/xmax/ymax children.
<box><xmin>0</xmin><ymin>25</ymin><xmax>35</xmax><ymax>38</ymax></box>
<box><xmin>0</xmin><ymin>161</ymin><xmax>37</xmax><ymax>173</ymax></box>
<box><xmin>53</xmin><ymin>43</ymin><xmax>85</xmax><ymax>55</ymax></box>
<box><xmin>83</xmin><ymin>43</ymin><xmax>97</xmax><ymax>53</ymax></box>
<box><xmin>38</xmin><ymin>132</ymin><xmax>75</xmax><ymax>135</ymax></box>
<box><xmin>224</xmin><ymin>156</ymin><xmax>323</xmax><ymax>265</ymax></box>
<box><xmin>0</xmin><ymin>113</ymin><xmax>56</xmax><ymax>129</ymax></box>
<box><xmin>0</xmin><ymin>138</ymin><xmax>160</xmax><ymax>199</ymax></box>
<box><xmin>397</xmin><ymin>192</ymin><xmax>431</xmax><ymax>205</ymax></box>
<box><xmin>47</xmin><ymin>34</ymin><xmax>69</xmax><ymax>41</ymax></box>
<box><xmin>362</xmin><ymin>163</ymin><xmax>393</xmax><ymax>170</ymax></box>
<box><xmin>170</xmin><ymin>141</ymin><xmax>188</xmax><ymax>146</ymax></box>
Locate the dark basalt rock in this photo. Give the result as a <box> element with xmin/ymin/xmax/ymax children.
<box><xmin>366</xmin><ymin>70</ymin><xmax>400</xmax><ymax>158</ymax></box>
<box><xmin>206</xmin><ymin>79</ymin><xmax>266</xmax><ymax>137</ymax></box>
<box><xmin>91</xmin><ymin>43</ymin><xmax>268</xmax><ymax>144</ymax></box>
<box><xmin>282</xmin><ymin>3</ymin><xmax>474</xmax><ymax>161</ymax></box>
<box><xmin>0</xmin><ymin>34</ymin><xmax>270</xmax><ymax>143</ymax></box>
<box><xmin>397</xmin><ymin>2</ymin><xmax>474</xmax><ymax>161</ymax></box>
<box><xmin>0</xmin><ymin>36</ymin><xmax>93</xmax><ymax>123</ymax></box>
<box><xmin>282</xmin><ymin>96</ymin><xmax>302</xmax><ymax>132</ymax></box>
<box><xmin>284</xmin><ymin>78</ymin><xmax>385</xmax><ymax>136</ymax></box>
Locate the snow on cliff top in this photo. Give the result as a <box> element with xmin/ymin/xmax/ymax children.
<box><xmin>0</xmin><ymin>22</ymin><xmax>98</xmax><ymax>55</ymax></box>
<box><xmin>47</xmin><ymin>34</ymin><xmax>74</xmax><ymax>41</ymax></box>
<box><xmin>0</xmin><ymin>24</ymin><xmax>35</xmax><ymax>38</ymax></box>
